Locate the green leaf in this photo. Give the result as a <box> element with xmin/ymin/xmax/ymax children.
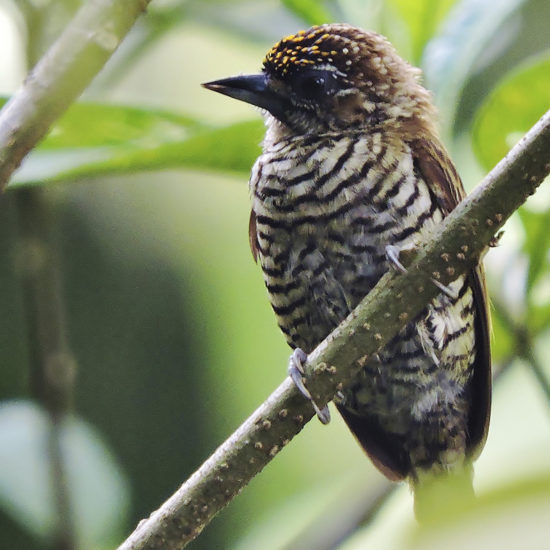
<box><xmin>281</xmin><ymin>0</ymin><xmax>334</xmax><ymax>25</ymax></box>
<box><xmin>531</xmin><ymin>302</ymin><xmax>550</xmax><ymax>334</ymax></box>
<box><xmin>422</xmin><ymin>0</ymin><xmax>528</xmax><ymax>134</ymax></box>
<box><xmin>472</xmin><ymin>54</ymin><xmax>550</xmax><ymax>171</ymax></box>
<box><xmin>42</xmin><ymin>103</ymin><xmax>199</xmax><ymax>149</ymax></box>
<box><xmin>0</xmin><ymin>400</ymin><xmax>129</xmax><ymax>548</ymax></box>
<box><xmin>386</xmin><ymin>0</ymin><xmax>457</xmax><ymax>63</ymax></box>
<box><xmin>2</xmin><ymin>99</ymin><xmax>264</xmax><ymax>187</ymax></box>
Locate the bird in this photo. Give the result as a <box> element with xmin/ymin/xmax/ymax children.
<box><xmin>203</xmin><ymin>23</ymin><xmax>491</xmax><ymax>497</ymax></box>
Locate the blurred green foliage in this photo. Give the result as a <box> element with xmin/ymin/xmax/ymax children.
<box><xmin>386</xmin><ymin>0</ymin><xmax>457</xmax><ymax>63</ymax></box>
<box><xmin>0</xmin><ymin>0</ymin><xmax>549</xmax><ymax>549</ymax></box>
<box><xmin>473</xmin><ymin>55</ymin><xmax>550</xmax><ymax>171</ymax></box>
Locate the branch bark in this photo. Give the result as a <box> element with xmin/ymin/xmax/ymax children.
<box><xmin>118</xmin><ymin>110</ymin><xmax>550</xmax><ymax>550</ymax></box>
<box><xmin>0</xmin><ymin>0</ymin><xmax>152</xmax><ymax>193</ymax></box>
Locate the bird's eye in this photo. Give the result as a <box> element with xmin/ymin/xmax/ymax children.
<box><xmin>298</xmin><ymin>75</ymin><xmax>325</xmax><ymax>97</ymax></box>
<box><xmin>291</xmin><ymin>70</ymin><xmax>337</xmax><ymax>100</ymax></box>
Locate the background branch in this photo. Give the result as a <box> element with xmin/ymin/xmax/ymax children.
<box><xmin>15</xmin><ymin>188</ymin><xmax>77</xmax><ymax>550</ymax></box>
<box><xmin>0</xmin><ymin>0</ymin><xmax>152</xmax><ymax>193</ymax></box>
<box><xmin>280</xmin><ymin>479</ymin><xmax>395</xmax><ymax>550</ymax></box>
<box><xmin>9</xmin><ymin>9</ymin><xmax>84</xmax><ymax>547</ymax></box>
<box><xmin>0</xmin><ymin>2</ymin><xmax>152</xmax><ymax>545</ymax></box>
<box><xmin>491</xmin><ymin>295</ymin><xmax>550</xmax><ymax>410</ymax></box>
<box><xmin>118</xmin><ymin>111</ymin><xmax>550</xmax><ymax>550</ymax></box>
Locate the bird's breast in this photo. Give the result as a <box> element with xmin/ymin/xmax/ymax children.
<box><xmin>249</xmin><ymin>131</ymin><xmax>444</xmax><ymax>351</ymax></box>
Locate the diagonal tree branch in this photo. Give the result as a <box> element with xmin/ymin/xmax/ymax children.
<box><xmin>0</xmin><ymin>0</ymin><xmax>153</xmax><ymax>193</ymax></box>
<box><xmin>118</xmin><ymin>110</ymin><xmax>550</xmax><ymax>550</ymax></box>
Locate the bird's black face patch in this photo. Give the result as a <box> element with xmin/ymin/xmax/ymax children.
<box><xmin>288</xmin><ymin>68</ymin><xmax>341</xmax><ymax>103</ymax></box>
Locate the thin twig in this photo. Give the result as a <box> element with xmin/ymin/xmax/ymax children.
<box><xmin>0</xmin><ymin>0</ymin><xmax>152</xmax><ymax>192</ymax></box>
<box><xmin>118</xmin><ymin>110</ymin><xmax>550</xmax><ymax>550</ymax></box>
<box><xmin>491</xmin><ymin>295</ymin><xmax>550</xmax><ymax>407</ymax></box>
<box><xmin>15</xmin><ymin>189</ymin><xmax>77</xmax><ymax>549</ymax></box>
<box><xmin>283</xmin><ymin>480</ymin><xmax>395</xmax><ymax>550</ymax></box>
<box><xmin>0</xmin><ymin>2</ymin><xmax>153</xmax><ymax>543</ymax></box>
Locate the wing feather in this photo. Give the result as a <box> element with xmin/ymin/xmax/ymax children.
<box><xmin>413</xmin><ymin>137</ymin><xmax>492</xmax><ymax>457</ymax></box>
<box><xmin>338</xmin><ymin>137</ymin><xmax>492</xmax><ymax>478</ymax></box>
<box><xmin>249</xmin><ymin>209</ymin><xmax>259</xmax><ymax>263</ymax></box>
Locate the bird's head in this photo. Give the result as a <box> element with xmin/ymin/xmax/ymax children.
<box><xmin>203</xmin><ymin>24</ymin><xmax>436</xmax><ymax>137</ymax></box>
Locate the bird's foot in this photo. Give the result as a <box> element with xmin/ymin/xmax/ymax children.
<box><xmin>385</xmin><ymin>244</ymin><xmax>457</xmax><ymax>300</ymax></box>
<box><xmin>288</xmin><ymin>348</ymin><xmax>331</xmax><ymax>424</ymax></box>
<box><xmin>385</xmin><ymin>244</ymin><xmax>409</xmax><ymax>273</ymax></box>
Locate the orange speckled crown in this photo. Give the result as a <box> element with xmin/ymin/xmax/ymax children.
<box><xmin>262</xmin><ymin>24</ymin><xmax>430</xmax><ymax>119</ymax></box>
<box><xmin>263</xmin><ymin>25</ymin><xmax>363</xmax><ymax>78</ymax></box>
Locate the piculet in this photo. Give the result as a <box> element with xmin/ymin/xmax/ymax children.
<box><xmin>203</xmin><ymin>24</ymin><xmax>491</xmax><ymax>500</ymax></box>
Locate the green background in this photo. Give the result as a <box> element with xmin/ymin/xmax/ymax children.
<box><xmin>0</xmin><ymin>1</ymin><xmax>549</xmax><ymax>549</ymax></box>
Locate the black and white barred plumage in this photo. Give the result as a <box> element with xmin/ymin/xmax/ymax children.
<box><xmin>205</xmin><ymin>23</ymin><xmax>491</xmax><ymax>481</ymax></box>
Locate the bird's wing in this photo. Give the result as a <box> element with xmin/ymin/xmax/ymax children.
<box><xmin>337</xmin><ymin>137</ymin><xmax>492</xmax><ymax>480</ymax></box>
<box><xmin>249</xmin><ymin>209</ymin><xmax>260</xmax><ymax>263</ymax></box>
<box><xmin>412</xmin><ymin>137</ymin><xmax>492</xmax><ymax>458</ymax></box>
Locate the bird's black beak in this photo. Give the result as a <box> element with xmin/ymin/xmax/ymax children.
<box><xmin>202</xmin><ymin>74</ymin><xmax>286</xmax><ymax>121</ymax></box>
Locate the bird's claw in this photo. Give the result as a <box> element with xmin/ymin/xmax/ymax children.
<box><xmin>385</xmin><ymin>244</ymin><xmax>408</xmax><ymax>273</ymax></box>
<box><xmin>430</xmin><ymin>278</ymin><xmax>458</xmax><ymax>300</ymax></box>
<box><xmin>385</xmin><ymin>244</ymin><xmax>457</xmax><ymax>299</ymax></box>
<box><xmin>288</xmin><ymin>348</ymin><xmax>331</xmax><ymax>424</ymax></box>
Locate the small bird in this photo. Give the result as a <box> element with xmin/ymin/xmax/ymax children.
<box><xmin>203</xmin><ymin>24</ymin><xmax>491</xmax><ymax>491</ymax></box>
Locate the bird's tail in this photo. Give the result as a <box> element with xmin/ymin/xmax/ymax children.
<box><xmin>412</xmin><ymin>463</ymin><xmax>476</xmax><ymax>525</ymax></box>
